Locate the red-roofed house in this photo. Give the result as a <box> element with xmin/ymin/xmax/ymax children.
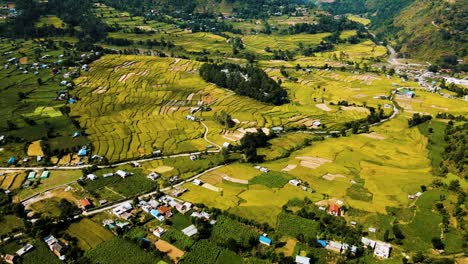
<box><xmin>79</xmin><ymin>198</ymin><xmax>93</xmax><ymax>210</ymax></box>
<box><xmin>328</xmin><ymin>204</ymin><xmax>341</xmax><ymax>216</ymax></box>
<box><xmin>157</xmin><ymin>206</ymin><xmax>173</xmax><ymax>218</ymax></box>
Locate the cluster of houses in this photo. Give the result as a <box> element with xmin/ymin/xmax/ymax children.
<box><xmin>254</xmin><ymin>165</ymin><xmax>269</xmax><ymax>173</ymax></box>
<box><xmin>288</xmin><ymin>179</ymin><xmax>310</xmax><ymax>192</ymax></box>
<box><xmin>86</xmin><ymin>170</ymin><xmax>132</xmax><ymax>182</ymax></box>
<box><xmin>2</xmin><ymin>242</ymin><xmax>34</xmax><ymax>263</ymax></box>
<box><xmin>408</xmin><ymin>191</ymin><xmax>423</xmax><ymax>200</ymax></box>
<box><xmin>43</xmin><ymin>235</ymin><xmax>68</xmax><ymax>260</ymax></box>
<box><xmin>0</xmin><ymin>2</ymin><xmax>16</xmax><ymax>19</ymax></box>
<box><xmin>22</xmin><ymin>170</ymin><xmax>50</xmax><ymax>188</ymax></box>
<box><xmin>362</xmin><ymin>237</ymin><xmax>392</xmax><ymax>259</ymax></box>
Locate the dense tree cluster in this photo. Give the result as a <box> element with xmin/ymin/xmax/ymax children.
<box><xmin>238</xmin><ymin>130</ymin><xmax>271</xmax><ymax>162</ymax></box>
<box><xmin>213</xmin><ymin>111</ymin><xmax>235</xmax><ymax>128</ymax></box>
<box><xmin>286</xmin><ymin>16</ymin><xmax>361</xmax><ymax>35</ymax></box>
<box><xmin>1</xmin><ymin>0</ymin><xmax>107</xmax><ymax>42</ymax></box>
<box><xmin>199</xmin><ymin>63</ymin><xmax>288</xmax><ymax>105</ymax></box>
<box><xmin>443</xmin><ymin>122</ymin><xmax>467</xmax><ymax>178</ymax></box>
<box><xmin>408</xmin><ymin>113</ymin><xmax>432</xmax><ymax>127</ymax></box>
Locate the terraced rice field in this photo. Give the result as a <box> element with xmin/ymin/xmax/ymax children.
<box><xmin>72</xmin><ymin>55</ymin><xmax>221</xmax><ymax>161</ymax></box>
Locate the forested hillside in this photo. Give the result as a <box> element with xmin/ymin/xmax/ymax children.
<box><xmin>319</xmin><ymin>0</ymin><xmax>467</xmax><ymax>64</ymax></box>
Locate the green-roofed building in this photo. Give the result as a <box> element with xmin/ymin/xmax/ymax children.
<box><xmin>27</xmin><ymin>171</ymin><xmax>36</xmax><ymax>180</ymax></box>
<box><xmin>40</xmin><ymin>171</ymin><xmax>50</xmax><ymax>179</ymax></box>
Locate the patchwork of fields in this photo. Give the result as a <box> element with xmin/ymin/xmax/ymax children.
<box><xmin>72</xmin><ymin>55</ymin><xmax>219</xmax><ymax>161</ymax></box>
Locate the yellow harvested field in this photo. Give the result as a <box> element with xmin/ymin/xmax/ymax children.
<box><xmin>361</xmin><ymin>133</ymin><xmax>386</xmax><ymax>140</ymax></box>
<box><xmin>322</xmin><ymin>173</ymin><xmax>346</xmax><ymax>181</ymax></box>
<box><xmin>155</xmin><ymin>240</ymin><xmax>184</xmax><ymax>263</ymax></box>
<box><xmin>316</xmin><ymin>103</ymin><xmax>331</xmax><ymax>112</ymax></box>
<box><xmin>153</xmin><ymin>166</ymin><xmax>174</xmax><ymax>173</ymax></box>
<box><xmin>27</xmin><ymin>140</ymin><xmax>44</xmax><ymax>156</ymax></box>
<box><xmin>296</xmin><ymin>156</ymin><xmax>332</xmax><ymax>169</ymax></box>
<box><xmin>282</xmin><ymin>164</ymin><xmax>297</xmax><ymax>172</ymax></box>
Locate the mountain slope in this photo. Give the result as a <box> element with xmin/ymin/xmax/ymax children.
<box><xmin>392</xmin><ymin>0</ymin><xmax>467</xmax><ymax>62</ymax></box>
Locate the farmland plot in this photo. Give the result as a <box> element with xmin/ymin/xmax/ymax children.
<box><xmin>72</xmin><ymin>55</ymin><xmax>220</xmax><ymax>161</ymax></box>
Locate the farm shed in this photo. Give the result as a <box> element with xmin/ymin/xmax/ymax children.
<box><xmin>7</xmin><ymin>157</ymin><xmax>15</xmax><ymax>164</ymax></box>
<box><xmin>77</xmin><ymin>149</ymin><xmax>87</xmax><ymax>157</ymax></box>
<box><xmin>259</xmin><ymin>235</ymin><xmax>272</xmax><ymax>246</ymax></box>
<box><xmin>181</xmin><ymin>225</ymin><xmax>198</xmax><ymax>237</ymax></box>
<box><xmin>27</xmin><ymin>171</ymin><xmax>36</xmax><ymax>179</ymax></box>
<box><xmin>40</xmin><ymin>171</ymin><xmax>50</xmax><ymax>179</ymax></box>
<box><xmin>317</xmin><ymin>240</ymin><xmax>327</xmax><ymax>248</ymax></box>
<box><xmin>116</xmin><ymin>170</ymin><xmax>129</xmax><ymax>178</ymax></box>
<box><xmin>295</xmin><ymin>256</ymin><xmax>311</xmax><ymax>264</ymax></box>
<box><xmin>16</xmin><ymin>243</ymin><xmax>34</xmax><ymax>256</ymax></box>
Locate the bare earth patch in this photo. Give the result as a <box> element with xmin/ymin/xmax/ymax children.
<box><xmin>154</xmin><ymin>166</ymin><xmax>174</xmax><ymax>173</ymax></box>
<box><xmin>282</xmin><ymin>164</ymin><xmax>297</xmax><ymax>172</ymax></box>
<box><xmin>19</xmin><ymin>56</ymin><xmax>28</xmax><ymax>64</ymax></box>
<box><xmin>118</xmin><ymin>72</ymin><xmax>135</xmax><ymax>83</ymax></box>
<box><xmin>341</xmin><ymin>106</ymin><xmax>369</xmax><ymax>113</ymax></box>
<box><xmin>361</xmin><ymin>133</ymin><xmax>386</xmax><ymax>140</ymax></box>
<box><xmin>27</xmin><ymin>140</ymin><xmax>44</xmax><ymax>156</ymax></box>
<box><xmin>222</xmin><ymin>175</ymin><xmax>249</xmax><ymax>184</ymax></box>
<box><xmin>316</xmin><ymin>103</ymin><xmax>331</xmax><ymax>112</ymax></box>
<box><xmin>296</xmin><ymin>156</ymin><xmax>331</xmax><ymax>169</ymax></box>
<box><xmin>202</xmin><ymin>183</ymin><xmax>222</xmax><ymax>192</ymax></box>
<box><xmin>155</xmin><ymin>240</ymin><xmax>184</xmax><ymax>263</ymax></box>
<box><xmin>322</xmin><ymin>173</ymin><xmax>346</xmax><ymax>181</ymax></box>
<box><xmin>430</xmin><ymin>105</ymin><xmax>449</xmax><ymax>111</ymax></box>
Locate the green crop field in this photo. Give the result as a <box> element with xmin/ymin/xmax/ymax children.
<box><xmin>66</xmin><ymin>218</ymin><xmax>114</xmax><ymax>251</ymax></box>
<box><xmin>85</xmin><ymin>237</ymin><xmax>160</xmax><ymax>264</ymax></box>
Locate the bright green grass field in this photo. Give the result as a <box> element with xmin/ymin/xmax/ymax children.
<box><xmin>85</xmin><ymin>237</ymin><xmax>160</xmax><ymax>264</ymax></box>
<box><xmin>18</xmin><ymin>170</ymin><xmax>83</xmax><ymax>200</ymax></box>
<box><xmin>66</xmin><ymin>218</ymin><xmax>114</xmax><ymax>251</ymax></box>
<box><xmin>0</xmin><ymin>214</ymin><xmax>24</xmax><ymax>236</ymax></box>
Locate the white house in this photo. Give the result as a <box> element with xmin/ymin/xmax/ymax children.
<box><xmin>295</xmin><ymin>256</ymin><xmax>310</xmax><ymax>264</ymax></box>
<box><xmin>193</xmin><ymin>179</ymin><xmax>203</xmax><ymax>186</ymax></box>
<box><xmin>147</xmin><ymin>172</ymin><xmax>160</xmax><ymax>181</ymax></box>
<box><xmin>289</xmin><ymin>179</ymin><xmax>301</xmax><ymax>186</ymax></box>
<box><xmin>153</xmin><ymin>226</ymin><xmax>166</xmax><ymax>238</ymax></box>
<box><xmin>374</xmin><ymin>242</ymin><xmax>391</xmax><ymax>259</ymax></box>
<box><xmin>86</xmin><ymin>174</ymin><xmax>97</xmax><ymax>181</ymax></box>
<box><xmin>115</xmin><ymin>170</ymin><xmax>129</xmax><ymax>178</ymax></box>
<box><xmin>181</xmin><ymin>225</ymin><xmax>198</xmax><ymax>237</ymax></box>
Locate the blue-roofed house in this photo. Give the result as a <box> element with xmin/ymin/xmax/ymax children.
<box><xmin>259</xmin><ymin>235</ymin><xmax>272</xmax><ymax>246</ymax></box>
<box><xmin>150</xmin><ymin>209</ymin><xmax>161</xmax><ymax>218</ymax></box>
<box><xmin>317</xmin><ymin>240</ymin><xmax>328</xmax><ymax>248</ymax></box>
<box><xmin>7</xmin><ymin>157</ymin><xmax>15</xmax><ymax>164</ymax></box>
<box><xmin>69</xmin><ymin>98</ymin><xmax>77</xmax><ymax>104</ymax></box>
<box><xmin>77</xmin><ymin>149</ymin><xmax>87</xmax><ymax>157</ymax></box>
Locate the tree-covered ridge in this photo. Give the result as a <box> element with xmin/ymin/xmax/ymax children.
<box><xmin>199</xmin><ymin>63</ymin><xmax>288</xmax><ymax>105</ymax></box>
<box><xmin>443</xmin><ymin>122</ymin><xmax>467</xmax><ymax>179</ymax></box>
<box><xmin>0</xmin><ymin>0</ymin><xmax>107</xmax><ymax>41</ymax></box>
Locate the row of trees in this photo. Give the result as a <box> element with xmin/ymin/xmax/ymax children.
<box><xmin>199</xmin><ymin>63</ymin><xmax>288</xmax><ymax>105</ymax></box>
<box><xmin>408</xmin><ymin>113</ymin><xmax>432</xmax><ymax>127</ymax></box>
